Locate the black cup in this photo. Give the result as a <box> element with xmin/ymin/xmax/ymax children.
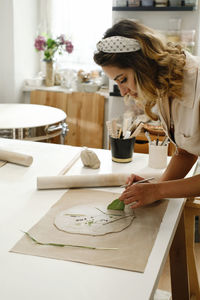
<box><xmin>109</xmin><ymin>136</ymin><xmax>136</xmax><ymax>163</ymax></box>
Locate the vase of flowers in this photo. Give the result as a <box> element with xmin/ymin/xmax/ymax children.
<box><xmin>34</xmin><ymin>34</ymin><xmax>74</xmax><ymax>87</ymax></box>
<box><xmin>45</xmin><ymin>60</ymin><xmax>54</xmax><ymax>86</ymax></box>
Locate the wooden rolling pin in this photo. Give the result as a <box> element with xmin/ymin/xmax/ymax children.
<box><xmin>0</xmin><ymin>149</ymin><xmax>33</xmax><ymax>167</ymax></box>
<box><xmin>37</xmin><ymin>173</ymin><xmax>130</xmax><ymax>190</ymax></box>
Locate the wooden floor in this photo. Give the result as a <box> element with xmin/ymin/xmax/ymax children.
<box><xmin>158</xmin><ymin>243</ymin><xmax>200</xmax><ymax>292</ymax></box>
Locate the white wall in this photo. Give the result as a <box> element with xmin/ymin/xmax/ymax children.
<box><xmin>0</xmin><ymin>0</ymin><xmax>39</xmax><ymax>103</ymax></box>
<box><xmin>0</xmin><ymin>0</ymin><xmax>15</xmax><ymax>101</ymax></box>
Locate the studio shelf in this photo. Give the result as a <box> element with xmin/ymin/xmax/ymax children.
<box><xmin>112</xmin><ymin>6</ymin><xmax>196</xmax><ymax>11</ymax></box>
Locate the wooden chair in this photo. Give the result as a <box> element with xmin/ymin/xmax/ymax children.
<box><xmin>184</xmin><ymin>197</ymin><xmax>200</xmax><ymax>300</ymax></box>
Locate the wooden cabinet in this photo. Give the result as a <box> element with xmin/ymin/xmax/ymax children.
<box><xmin>30</xmin><ymin>90</ymin><xmax>105</xmax><ymax>149</ymax></box>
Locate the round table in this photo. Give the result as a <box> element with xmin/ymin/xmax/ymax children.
<box><xmin>0</xmin><ymin>104</ymin><xmax>68</xmax><ymax>144</ymax></box>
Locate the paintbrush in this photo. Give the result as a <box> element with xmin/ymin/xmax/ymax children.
<box><xmin>129</xmin><ymin>122</ymin><xmax>144</xmax><ymax>138</ymax></box>
<box><xmin>120</xmin><ymin>177</ymin><xmax>155</xmax><ymax>188</ymax></box>
<box><xmin>161</xmin><ymin>136</ymin><xmax>169</xmax><ymax>146</ymax></box>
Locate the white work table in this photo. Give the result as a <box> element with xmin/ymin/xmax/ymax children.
<box><xmin>0</xmin><ymin>138</ymin><xmax>188</xmax><ymax>300</ymax></box>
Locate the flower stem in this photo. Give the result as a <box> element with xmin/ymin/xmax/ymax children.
<box><xmin>102</xmin><ymin>215</ymin><xmax>134</xmax><ymax>225</ymax></box>
<box><xmin>22</xmin><ymin>231</ymin><xmax>118</xmax><ymax>250</ymax></box>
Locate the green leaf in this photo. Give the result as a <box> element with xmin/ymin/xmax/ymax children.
<box><xmin>107</xmin><ymin>199</ymin><xmax>125</xmax><ymax>211</ymax></box>
<box><xmin>46</xmin><ymin>38</ymin><xmax>57</xmax><ymax>48</ymax></box>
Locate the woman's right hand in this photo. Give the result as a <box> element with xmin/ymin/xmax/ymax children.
<box><xmin>125</xmin><ymin>174</ymin><xmax>145</xmax><ymax>187</ymax></box>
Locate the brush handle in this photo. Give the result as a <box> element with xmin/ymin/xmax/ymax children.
<box><xmin>58</xmin><ymin>151</ymin><xmax>81</xmax><ymax>175</ymax></box>
<box><xmin>120</xmin><ymin>177</ymin><xmax>155</xmax><ymax>188</ymax></box>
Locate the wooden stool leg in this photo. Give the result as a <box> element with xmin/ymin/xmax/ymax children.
<box><xmin>198</xmin><ymin>216</ymin><xmax>200</xmax><ymax>242</ymax></box>
<box><xmin>184</xmin><ymin>207</ymin><xmax>200</xmax><ymax>299</ymax></box>
<box><xmin>169</xmin><ymin>213</ymin><xmax>190</xmax><ymax>300</ymax></box>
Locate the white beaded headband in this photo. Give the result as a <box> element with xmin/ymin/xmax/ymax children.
<box><xmin>97</xmin><ymin>36</ymin><xmax>141</xmax><ymax>53</ymax></box>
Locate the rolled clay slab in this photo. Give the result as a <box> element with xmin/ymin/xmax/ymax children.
<box><xmin>37</xmin><ymin>173</ymin><xmax>130</xmax><ymax>190</ymax></box>
<box><xmin>54</xmin><ymin>204</ymin><xmax>135</xmax><ymax>236</ymax></box>
<box><xmin>0</xmin><ymin>149</ymin><xmax>33</xmax><ymax>166</ymax></box>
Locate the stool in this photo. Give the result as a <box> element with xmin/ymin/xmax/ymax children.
<box><xmin>154</xmin><ymin>289</ymin><xmax>171</xmax><ymax>300</ymax></box>
<box><xmin>184</xmin><ymin>197</ymin><xmax>200</xmax><ymax>300</ymax></box>
<box><xmin>0</xmin><ymin>104</ymin><xmax>68</xmax><ymax>144</ymax></box>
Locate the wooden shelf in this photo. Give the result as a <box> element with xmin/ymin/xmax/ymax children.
<box><xmin>112</xmin><ymin>5</ymin><xmax>196</xmax><ymax>11</ymax></box>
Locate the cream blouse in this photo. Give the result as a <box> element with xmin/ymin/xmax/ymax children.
<box><xmin>157</xmin><ymin>51</ymin><xmax>200</xmax><ymax>156</ymax></box>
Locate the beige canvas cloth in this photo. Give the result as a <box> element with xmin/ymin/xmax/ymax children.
<box><xmin>11</xmin><ymin>189</ymin><xmax>168</xmax><ymax>273</ymax></box>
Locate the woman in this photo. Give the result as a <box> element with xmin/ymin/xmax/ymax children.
<box><xmin>94</xmin><ymin>19</ymin><xmax>200</xmax><ymax>209</ymax></box>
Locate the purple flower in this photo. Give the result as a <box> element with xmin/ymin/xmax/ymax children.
<box><xmin>34</xmin><ymin>34</ymin><xmax>73</xmax><ymax>60</ymax></box>
<box><xmin>65</xmin><ymin>41</ymin><xmax>74</xmax><ymax>54</ymax></box>
<box><xmin>34</xmin><ymin>36</ymin><xmax>46</xmax><ymax>51</ymax></box>
<box><xmin>58</xmin><ymin>34</ymin><xmax>66</xmax><ymax>45</ymax></box>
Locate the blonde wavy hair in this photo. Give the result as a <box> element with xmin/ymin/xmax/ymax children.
<box><xmin>94</xmin><ymin>19</ymin><xmax>186</xmax><ymax>120</ymax></box>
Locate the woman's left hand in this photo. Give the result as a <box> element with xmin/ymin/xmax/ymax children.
<box><xmin>118</xmin><ymin>182</ymin><xmax>159</xmax><ymax>209</ymax></box>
